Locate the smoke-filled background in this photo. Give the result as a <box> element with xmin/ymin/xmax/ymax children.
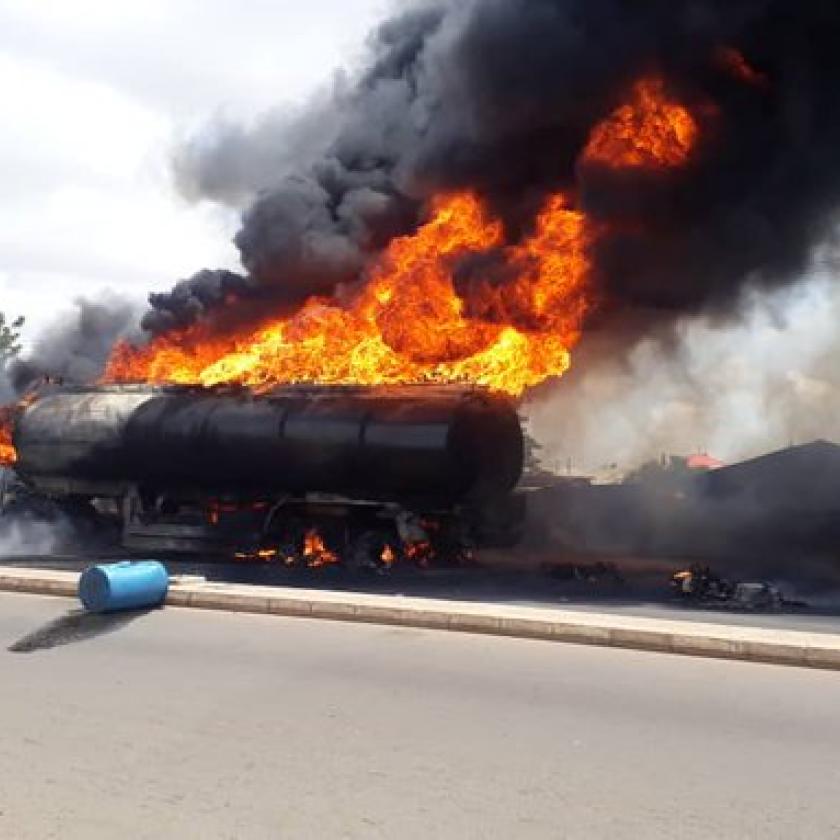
<box><xmin>7</xmin><ymin>0</ymin><xmax>840</xmax><ymax>471</ymax></box>
<box><xmin>529</xmin><ymin>263</ymin><xmax>840</xmax><ymax>473</ymax></box>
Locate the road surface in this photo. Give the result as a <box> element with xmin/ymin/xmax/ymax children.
<box><xmin>1</xmin><ymin>592</ymin><xmax>839</xmax><ymax>839</ymax></box>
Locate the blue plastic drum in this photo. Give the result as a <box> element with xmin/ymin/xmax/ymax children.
<box><xmin>78</xmin><ymin>561</ymin><xmax>169</xmax><ymax>613</ymax></box>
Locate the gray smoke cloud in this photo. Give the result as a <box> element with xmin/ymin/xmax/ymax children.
<box><xmin>151</xmin><ymin>5</ymin><xmax>443</xmax><ymax>331</ymax></box>
<box><xmin>525</xmin><ymin>261</ymin><xmax>840</xmax><ymax>475</ymax></box>
<box><xmin>7</xmin><ymin>294</ymin><xmax>139</xmax><ymax>394</ymax></box>
<box><xmin>172</xmin><ymin>86</ymin><xmax>347</xmax><ymax>208</ymax></box>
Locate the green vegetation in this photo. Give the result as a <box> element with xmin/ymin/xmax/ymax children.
<box><xmin>0</xmin><ymin>312</ymin><xmax>24</xmax><ymax>367</ymax></box>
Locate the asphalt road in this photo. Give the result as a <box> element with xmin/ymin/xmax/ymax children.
<box><xmin>2</xmin><ymin>593</ymin><xmax>840</xmax><ymax>838</ymax></box>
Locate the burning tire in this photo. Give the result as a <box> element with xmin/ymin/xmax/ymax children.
<box><xmin>346</xmin><ymin>529</ymin><xmax>399</xmax><ymax>574</ymax></box>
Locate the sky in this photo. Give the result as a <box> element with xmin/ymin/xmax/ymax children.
<box><xmin>0</xmin><ymin>0</ymin><xmax>387</xmax><ymax>346</ymax></box>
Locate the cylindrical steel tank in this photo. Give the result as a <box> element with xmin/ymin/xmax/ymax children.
<box><xmin>13</xmin><ymin>384</ymin><xmax>523</xmax><ymax>503</ymax></box>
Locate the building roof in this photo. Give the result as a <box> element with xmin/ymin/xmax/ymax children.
<box><xmin>685</xmin><ymin>453</ymin><xmax>725</xmax><ymax>470</ymax></box>
<box><xmin>699</xmin><ymin>439</ymin><xmax>840</xmax><ymax>511</ymax></box>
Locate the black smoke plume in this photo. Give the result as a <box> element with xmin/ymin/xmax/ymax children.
<box><xmin>141</xmin><ymin>269</ymin><xmax>252</xmax><ymax>334</ymax></box>
<box><xmin>149</xmin><ymin>0</ymin><xmax>840</xmax><ymax>336</ymax></box>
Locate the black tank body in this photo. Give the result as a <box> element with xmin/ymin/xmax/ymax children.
<box><xmin>13</xmin><ymin>384</ymin><xmax>523</xmax><ymax>503</ymax></box>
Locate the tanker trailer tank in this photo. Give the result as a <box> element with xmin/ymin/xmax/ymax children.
<box><xmin>12</xmin><ymin>384</ymin><xmax>526</xmax><ymax>565</ymax></box>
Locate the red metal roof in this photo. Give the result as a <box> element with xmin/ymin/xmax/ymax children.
<box><xmin>685</xmin><ymin>453</ymin><xmax>725</xmax><ymax>470</ymax></box>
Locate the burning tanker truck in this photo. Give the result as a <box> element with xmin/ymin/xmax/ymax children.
<box><xmin>4</xmin><ymin>3</ymin><xmax>840</xmax><ymax>567</ymax></box>
<box><xmin>6</xmin><ymin>383</ymin><xmax>525</xmax><ymax>568</ymax></box>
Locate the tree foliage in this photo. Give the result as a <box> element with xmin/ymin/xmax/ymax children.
<box><xmin>523</xmin><ymin>431</ymin><xmax>544</xmax><ymax>473</ymax></box>
<box><xmin>0</xmin><ymin>312</ymin><xmax>24</xmax><ymax>367</ymax></box>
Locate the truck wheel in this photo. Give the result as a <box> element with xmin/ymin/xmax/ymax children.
<box><xmin>269</xmin><ymin>515</ymin><xmax>307</xmax><ymax>566</ymax></box>
<box><xmin>347</xmin><ymin>530</ymin><xmax>398</xmax><ymax>574</ymax></box>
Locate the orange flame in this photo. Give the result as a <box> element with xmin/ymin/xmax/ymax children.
<box><xmin>380</xmin><ymin>544</ymin><xmax>396</xmax><ymax>567</ymax></box>
<box><xmin>0</xmin><ymin>406</ymin><xmax>17</xmax><ymax>466</ymax></box>
<box><xmin>715</xmin><ymin>46</ymin><xmax>767</xmax><ymax>87</ymax></box>
<box><xmin>234</xmin><ymin>547</ymin><xmax>279</xmax><ymax>562</ymax></box>
<box><xmin>582</xmin><ymin>77</ymin><xmax>698</xmax><ymax>170</ymax></box>
<box><xmin>404</xmin><ymin>540</ymin><xmax>434</xmax><ymax>566</ymax></box>
<box><xmin>104</xmin><ymin>190</ymin><xmax>591</xmax><ymax>397</ymax></box>
<box><xmin>303</xmin><ymin>528</ymin><xmax>339</xmax><ymax>567</ymax></box>
<box><xmin>101</xmin><ymin>74</ymin><xmax>700</xmax><ymax>398</ymax></box>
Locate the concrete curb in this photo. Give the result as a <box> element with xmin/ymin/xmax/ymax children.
<box><xmin>2</xmin><ymin>565</ymin><xmax>840</xmax><ymax>669</ymax></box>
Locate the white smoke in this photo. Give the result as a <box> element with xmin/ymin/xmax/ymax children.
<box><xmin>0</xmin><ymin>517</ymin><xmax>70</xmax><ymax>557</ymax></box>
<box><xmin>526</xmin><ymin>261</ymin><xmax>840</xmax><ymax>475</ymax></box>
